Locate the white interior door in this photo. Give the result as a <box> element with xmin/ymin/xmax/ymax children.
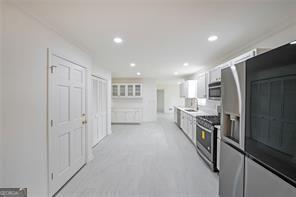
<box><xmin>91</xmin><ymin>76</ymin><xmax>107</xmax><ymax>147</ymax></box>
<box><xmin>49</xmin><ymin>54</ymin><xmax>86</xmax><ymax>196</ymax></box>
<box><xmin>91</xmin><ymin>78</ymin><xmax>99</xmax><ymax>146</ymax></box>
<box><xmin>101</xmin><ymin>80</ymin><xmax>107</xmax><ymax>137</ymax></box>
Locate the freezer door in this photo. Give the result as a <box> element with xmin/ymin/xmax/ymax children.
<box><xmin>219</xmin><ymin>141</ymin><xmax>244</xmax><ymax>197</ymax></box>
<box><xmin>245</xmin><ymin>157</ymin><xmax>296</xmax><ymax>197</ymax></box>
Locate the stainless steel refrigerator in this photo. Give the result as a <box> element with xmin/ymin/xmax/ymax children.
<box><xmin>219</xmin><ymin>61</ymin><xmax>246</xmax><ymax>197</ymax></box>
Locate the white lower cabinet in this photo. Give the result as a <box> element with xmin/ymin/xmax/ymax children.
<box><xmin>111</xmin><ymin>108</ymin><xmax>142</xmax><ymax>123</ymax></box>
<box><xmin>181</xmin><ymin>111</ymin><xmax>186</xmax><ymax>130</ymax></box>
<box><xmin>185</xmin><ymin>113</ymin><xmax>189</xmax><ymax>135</ymax></box>
<box><xmin>180</xmin><ymin>111</ymin><xmax>196</xmax><ymax>145</ymax></box>
<box><xmin>192</xmin><ymin>119</ymin><xmax>196</xmax><ymax>145</ymax></box>
<box><xmin>174</xmin><ymin>107</ymin><xmax>177</xmax><ymax>123</ymax></box>
<box><xmin>177</xmin><ymin>109</ymin><xmax>198</xmax><ymax>145</ymax></box>
<box><xmin>187</xmin><ymin>115</ymin><xmax>193</xmax><ymax>138</ymax></box>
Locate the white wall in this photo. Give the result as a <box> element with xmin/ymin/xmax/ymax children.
<box><xmin>157</xmin><ymin>84</ymin><xmax>184</xmax><ymax>114</ymax></box>
<box><xmin>252</xmin><ymin>23</ymin><xmax>296</xmax><ymax>49</ymax></box>
<box><xmin>142</xmin><ymin>78</ymin><xmax>157</xmax><ymax>122</ymax></box>
<box><xmin>0</xmin><ymin>0</ymin><xmax>3</xmax><ymax>187</ymax></box>
<box><xmin>1</xmin><ymin>2</ymin><xmax>106</xmax><ymax>196</ymax></box>
<box><xmin>112</xmin><ymin>78</ymin><xmax>157</xmax><ymax>122</ymax></box>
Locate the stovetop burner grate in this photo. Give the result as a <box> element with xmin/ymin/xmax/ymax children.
<box><xmin>197</xmin><ymin>115</ymin><xmax>221</xmax><ymax>126</ymax></box>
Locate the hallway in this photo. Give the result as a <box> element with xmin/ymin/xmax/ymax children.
<box><xmin>59</xmin><ymin>114</ymin><xmax>219</xmax><ymax>197</ymax></box>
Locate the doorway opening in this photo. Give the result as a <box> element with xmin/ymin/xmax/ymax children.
<box><xmin>157</xmin><ymin>89</ymin><xmax>165</xmax><ymax>113</ymax></box>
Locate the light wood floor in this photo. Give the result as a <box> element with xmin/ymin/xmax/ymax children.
<box><xmin>59</xmin><ymin>114</ymin><xmax>219</xmax><ymax>197</ymax></box>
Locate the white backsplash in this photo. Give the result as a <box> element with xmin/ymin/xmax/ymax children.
<box><xmin>185</xmin><ymin>98</ymin><xmax>198</xmax><ymax>109</ymax></box>
<box><xmin>184</xmin><ymin>97</ymin><xmax>221</xmax><ymax>115</ymax></box>
<box><xmin>198</xmin><ymin>99</ymin><xmax>220</xmax><ymax>115</ymax></box>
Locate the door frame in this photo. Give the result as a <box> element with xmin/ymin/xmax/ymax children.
<box><xmin>47</xmin><ymin>48</ymin><xmax>89</xmax><ymax>197</ymax></box>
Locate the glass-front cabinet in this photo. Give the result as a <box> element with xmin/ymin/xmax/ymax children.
<box><xmin>112</xmin><ymin>85</ymin><xmax>118</xmax><ymax>97</ymax></box>
<box><xmin>135</xmin><ymin>84</ymin><xmax>142</xmax><ymax>97</ymax></box>
<box><xmin>119</xmin><ymin>85</ymin><xmax>126</xmax><ymax>96</ymax></box>
<box><xmin>127</xmin><ymin>85</ymin><xmax>134</xmax><ymax>96</ymax></box>
<box><xmin>112</xmin><ymin>83</ymin><xmax>142</xmax><ymax>98</ymax></box>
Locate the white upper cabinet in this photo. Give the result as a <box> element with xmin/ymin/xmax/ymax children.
<box><xmin>112</xmin><ymin>85</ymin><xmax>119</xmax><ymax>97</ymax></box>
<box><xmin>112</xmin><ymin>83</ymin><xmax>142</xmax><ymax>98</ymax></box>
<box><xmin>179</xmin><ymin>82</ymin><xmax>186</xmax><ymax>98</ymax></box>
<box><xmin>231</xmin><ymin>49</ymin><xmax>270</xmax><ymax>65</ymax></box>
<box><xmin>185</xmin><ymin>80</ymin><xmax>197</xmax><ymax>98</ymax></box>
<box><xmin>134</xmin><ymin>84</ymin><xmax>142</xmax><ymax>97</ymax></box>
<box><xmin>209</xmin><ymin>62</ymin><xmax>231</xmax><ymax>84</ymax></box>
<box><xmin>209</xmin><ymin>67</ymin><xmax>221</xmax><ymax>84</ymax></box>
<box><xmin>179</xmin><ymin>80</ymin><xmax>197</xmax><ymax>98</ymax></box>
<box><xmin>127</xmin><ymin>84</ymin><xmax>134</xmax><ymax>96</ymax></box>
<box><xmin>232</xmin><ymin>50</ymin><xmax>255</xmax><ymax>65</ymax></box>
<box><xmin>197</xmin><ymin>73</ymin><xmax>207</xmax><ymax>98</ymax></box>
<box><xmin>119</xmin><ymin>84</ymin><xmax>126</xmax><ymax>96</ymax></box>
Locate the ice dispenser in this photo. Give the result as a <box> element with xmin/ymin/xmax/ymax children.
<box><xmin>223</xmin><ymin>113</ymin><xmax>240</xmax><ymax>144</ymax></box>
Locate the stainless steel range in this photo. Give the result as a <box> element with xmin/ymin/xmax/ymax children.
<box><xmin>196</xmin><ymin>115</ymin><xmax>220</xmax><ymax>172</ymax></box>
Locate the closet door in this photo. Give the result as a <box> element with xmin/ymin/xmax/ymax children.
<box><xmin>92</xmin><ymin>77</ymin><xmax>108</xmax><ymax>147</ymax></box>
<box><xmin>101</xmin><ymin>80</ymin><xmax>108</xmax><ymax>137</ymax></box>
<box><xmin>91</xmin><ymin>78</ymin><xmax>100</xmax><ymax>147</ymax></box>
<box><xmin>97</xmin><ymin>80</ymin><xmax>104</xmax><ymax>142</ymax></box>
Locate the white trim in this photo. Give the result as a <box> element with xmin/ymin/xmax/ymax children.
<box><xmin>91</xmin><ymin>74</ymin><xmax>108</xmax><ymax>81</ymax></box>
<box><xmin>47</xmin><ymin>48</ymin><xmax>89</xmax><ymax>197</ymax></box>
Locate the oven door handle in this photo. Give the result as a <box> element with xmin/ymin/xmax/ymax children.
<box><xmin>196</xmin><ymin>123</ymin><xmax>212</xmax><ymax>133</ymax></box>
<box><xmin>209</xmin><ymin>86</ymin><xmax>221</xmax><ymax>89</ymax></box>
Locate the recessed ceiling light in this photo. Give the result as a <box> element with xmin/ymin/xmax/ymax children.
<box><xmin>113</xmin><ymin>37</ymin><xmax>123</xmax><ymax>44</ymax></box>
<box><xmin>137</xmin><ymin>72</ymin><xmax>141</xmax><ymax>76</ymax></box>
<box><xmin>183</xmin><ymin>62</ymin><xmax>189</xmax><ymax>67</ymax></box>
<box><xmin>130</xmin><ymin>63</ymin><xmax>136</xmax><ymax>67</ymax></box>
<box><xmin>178</xmin><ymin>82</ymin><xmax>182</xmax><ymax>85</ymax></box>
<box><xmin>290</xmin><ymin>40</ymin><xmax>296</xmax><ymax>45</ymax></box>
<box><xmin>174</xmin><ymin>72</ymin><xmax>179</xmax><ymax>75</ymax></box>
<box><xmin>208</xmin><ymin>35</ymin><xmax>218</xmax><ymax>42</ymax></box>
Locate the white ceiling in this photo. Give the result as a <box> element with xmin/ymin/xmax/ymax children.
<box><xmin>11</xmin><ymin>0</ymin><xmax>296</xmax><ymax>81</ymax></box>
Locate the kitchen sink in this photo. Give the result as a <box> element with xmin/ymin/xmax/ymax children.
<box><xmin>185</xmin><ymin>109</ymin><xmax>198</xmax><ymax>112</ymax></box>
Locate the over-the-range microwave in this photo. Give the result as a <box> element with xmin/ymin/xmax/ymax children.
<box><xmin>208</xmin><ymin>81</ymin><xmax>221</xmax><ymax>100</ymax></box>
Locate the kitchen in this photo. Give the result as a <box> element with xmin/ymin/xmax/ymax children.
<box><xmin>1</xmin><ymin>1</ymin><xmax>296</xmax><ymax>197</ymax></box>
<box><xmin>174</xmin><ymin>46</ymin><xmax>296</xmax><ymax>197</ymax></box>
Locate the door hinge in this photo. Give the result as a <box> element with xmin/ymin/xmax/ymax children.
<box><xmin>50</xmin><ymin>65</ymin><xmax>57</xmax><ymax>73</ymax></box>
<box><xmin>51</xmin><ymin>173</ymin><xmax>54</xmax><ymax>180</ymax></box>
<box><xmin>50</xmin><ymin>120</ymin><xmax>54</xmax><ymax>127</ymax></box>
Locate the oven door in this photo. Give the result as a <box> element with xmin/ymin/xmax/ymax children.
<box><xmin>246</xmin><ymin>43</ymin><xmax>296</xmax><ymax>187</ymax></box>
<box><xmin>196</xmin><ymin>123</ymin><xmax>213</xmax><ymax>162</ymax></box>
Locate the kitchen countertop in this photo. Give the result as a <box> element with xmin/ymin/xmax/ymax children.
<box><xmin>175</xmin><ymin>106</ymin><xmax>211</xmax><ymax>117</ymax></box>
